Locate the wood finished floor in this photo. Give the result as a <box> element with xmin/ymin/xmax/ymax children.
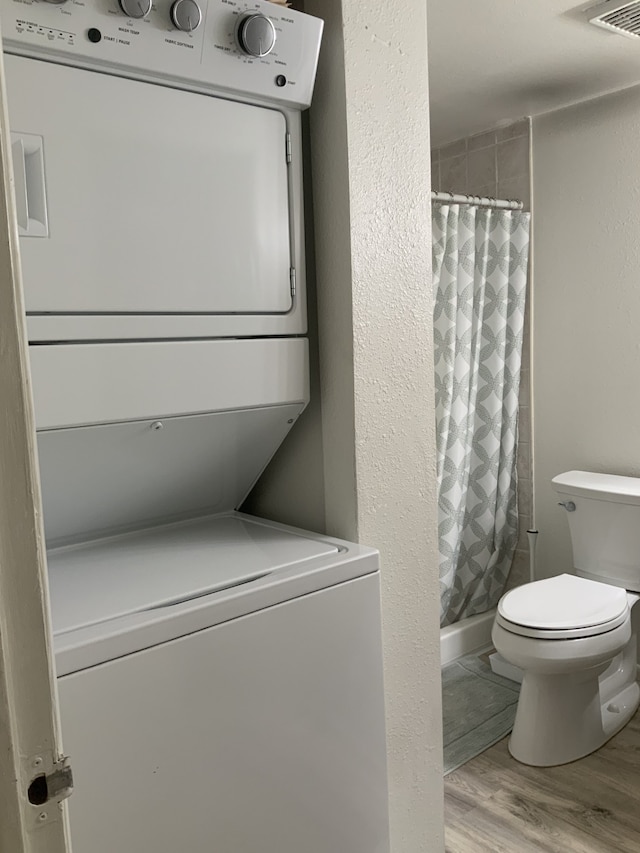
<box><xmin>445</xmin><ymin>709</ymin><xmax>640</xmax><ymax>852</ymax></box>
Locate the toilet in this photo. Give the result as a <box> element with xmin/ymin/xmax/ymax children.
<box><xmin>492</xmin><ymin>470</ymin><xmax>640</xmax><ymax>767</ymax></box>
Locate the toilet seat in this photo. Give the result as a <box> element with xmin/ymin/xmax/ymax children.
<box><xmin>497</xmin><ymin>573</ymin><xmax>629</xmax><ymax>640</ymax></box>
<box><xmin>495</xmin><ymin>610</ymin><xmax>628</xmax><ymax>639</ymax></box>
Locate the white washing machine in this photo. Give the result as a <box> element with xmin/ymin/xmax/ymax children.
<box><xmin>2</xmin><ymin>0</ymin><xmax>391</xmax><ymax>849</ymax></box>
<box><xmin>50</xmin><ymin>513</ymin><xmax>389</xmax><ymax>853</ymax></box>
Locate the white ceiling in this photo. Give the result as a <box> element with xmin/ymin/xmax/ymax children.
<box><xmin>428</xmin><ymin>0</ymin><xmax>640</xmax><ymax>146</ymax></box>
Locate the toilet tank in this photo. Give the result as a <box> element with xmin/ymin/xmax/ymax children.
<box><xmin>553</xmin><ymin>471</ymin><xmax>640</xmax><ymax>592</ymax></box>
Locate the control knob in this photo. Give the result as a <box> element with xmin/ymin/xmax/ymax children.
<box><xmin>42</xmin><ymin>0</ymin><xmax>68</xmax><ymax>5</ymax></box>
<box><xmin>171</xmin><ymin>0</ymin><xmax>202</xmax><ymax>32</ymax></box>
<box><xmin>236</xmin><ymin>13</ymin><xmax>276</xmax><ymax>58</ymax></box>
<box><xmin>118</xmin><ymin>0</ymin><xmax>152</xmax><ymax>19</ymax></box>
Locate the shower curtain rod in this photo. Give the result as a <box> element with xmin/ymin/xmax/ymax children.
<box><xmin>431</xmin><ymin>190</ymin><xmax>524</xmax><ymax>211</ymax></box>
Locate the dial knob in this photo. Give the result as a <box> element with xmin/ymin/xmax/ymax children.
<box><xmin>171</xmin><ymin>0</ymin><xmax>201</xmax><ymax>31</ymax></box>
<box><xmin>43</xmin><ymin>0</ymin><xmax>69</xmax><ymax>5</ymax></box>
<box><xmin>237</xmin><ymin>13</ymin><xmax>276</xmax><ymax>58</ymax></box>
<box><xmin>118</xmin><ymin>0</ymin><xmax>152</xmax><ymax>19</ymax></box>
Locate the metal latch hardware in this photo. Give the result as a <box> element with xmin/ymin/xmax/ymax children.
<box><xmin>285</xmin><ymin>132</ymin><xmax>292</xmax><ymax>164</ymax></box>
<box><xmin>28</xmin><ymin>756</ymin><xmax>74</xmax><ymax>808</ymax></box>
<box><xmin>290</xmin><ymin>267</ymin><xmax>296</xmax><ymax>297</ymax></box>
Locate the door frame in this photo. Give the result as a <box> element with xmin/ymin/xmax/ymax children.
<box><xmin>0</xmin><ymin>20</ymin><xmax>71</xmax><ymax>853</ymax></box>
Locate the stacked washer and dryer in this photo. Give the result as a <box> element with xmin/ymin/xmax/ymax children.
<box><xmin>1</xmin><ymin>1</ymin><xmax>390</xmax><ymax>850</ymax></box>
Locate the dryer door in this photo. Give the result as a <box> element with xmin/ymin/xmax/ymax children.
<box><xmin>6</xmin><ymin>55</ymin><xmax>292</xmax><ymax>315</ymax></box>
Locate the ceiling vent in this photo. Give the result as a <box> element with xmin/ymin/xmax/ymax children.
<box><xmin>589</xmin><ymin>1</ymin><xmax>640</xmax><ymax>38</ymax></box>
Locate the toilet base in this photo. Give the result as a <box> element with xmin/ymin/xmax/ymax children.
<box><xmin>493</xmin><ymin>601</ymin><xmax>640</xmax><ymax>767</ymax></box>
<box><xmin>509</xmin><ymin>673</ymin><xmax>640</xmax><ymax>767</ymax></box>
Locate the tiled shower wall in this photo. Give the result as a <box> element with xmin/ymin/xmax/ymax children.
<box><xmin>431</xmin><ymin>118</ymin><xmax>530</xmax><ymax>206</ymax></box>
<box><xmin>431</xmin><ymin>118</ymin><xmax>532</xmax><ymax>590</ymax></box>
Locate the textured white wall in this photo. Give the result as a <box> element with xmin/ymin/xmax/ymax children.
<box><xmin>532</xmin><ymin>85</ymin><xmax>640</xmax><ymax>578</ymax></box>
<box><xmin>305</xmin><ymin>0</ymin><xmax>444</xmax><ymax>849</ymax></box>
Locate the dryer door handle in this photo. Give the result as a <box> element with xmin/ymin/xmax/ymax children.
<box><xmin>10</xmin><ymin>133</ymin><xmax>49</xmax><ymax>238</ymax></box>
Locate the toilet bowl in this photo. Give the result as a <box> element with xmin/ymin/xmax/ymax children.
<box><xmin>493</xmin><ymin>470</ymin><xmax>640</xmax><ymax>767</ymax></box>
<box><xmin>493</xmin><ymin>574</ymin><xmax>639</xmax><ymax>766</ymax></box>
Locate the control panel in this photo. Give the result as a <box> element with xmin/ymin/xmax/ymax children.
<box><xmin>1</xmin><ymin>0</ymin><xmax>323</xmax><ymax>108</ymax></box>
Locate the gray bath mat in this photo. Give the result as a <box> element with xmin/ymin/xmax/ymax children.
<box><xmin>442</xmin><ymin>652</ymin><xmax>520</xmax><ymax>775</ymax></box>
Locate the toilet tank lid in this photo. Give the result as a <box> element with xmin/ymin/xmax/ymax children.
<box><xmin>552</xmin><ymin>471</ymin><xmax>640</xmax><ymax>504</ymax></box>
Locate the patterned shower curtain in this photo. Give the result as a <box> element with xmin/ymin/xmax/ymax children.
<box><xmin>432</xmin><ymin>202</ymin><xmax>531</xmax><ymax>627</ymax></box>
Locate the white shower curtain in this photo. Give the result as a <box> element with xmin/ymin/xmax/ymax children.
<box><xmin>432</xmin><ymin>202</ymin><xmax>531</xmax><ymax>626</ymax></box>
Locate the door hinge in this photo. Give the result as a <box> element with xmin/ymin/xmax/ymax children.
<box><xmin>285</xmin><ymin>132</ymin><xmax>292</xmax><ymax>164</ymax></box>
<box><xmin>290</xmin><ymin>267</ymin><xmax>296</xmax><ymax>297</ymax></box>
<box><xmin>27</xmin><ymin>754</ymin><xmax>74</xmax><ymax>828</ymax></box>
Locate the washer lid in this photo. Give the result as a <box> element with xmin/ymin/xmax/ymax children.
<box><xmin>498</xmin><ymin>573</ymin><xmax>628</xmax><ymax>630</ymax></box>
<box><xmin>49</xmin><ymin>514</ymin><xmax>340</xmax><ymax>636</ymax></box>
